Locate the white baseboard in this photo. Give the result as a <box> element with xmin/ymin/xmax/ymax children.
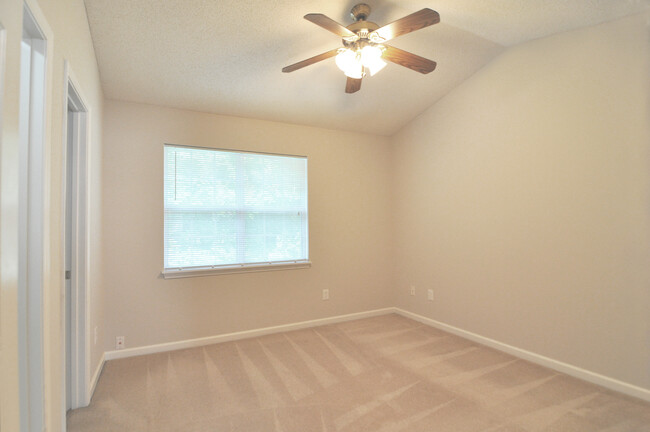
<box><xmin>100</xmin><ymin>306</ymin><xmax>650</xmax><ymax>403</ymax></box>
<box><xmin>87</xmin><ymin>352</ymin><xmax>105</xmax><ymax>405</ymax></box>
<box><xmin>394</xmin><ymin>308</ymin><xmax>650</xmax><ymax>402</ymax></box>
<box><xmin>104</xmin><ymin>308</ymin><xmax>394</xmax><ymax>361</ymax></box>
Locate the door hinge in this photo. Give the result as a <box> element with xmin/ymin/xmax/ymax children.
<box><xmin>65</xmin><ymin>270</ymin><xmax>71</xmax><ymax>280</ymax></box>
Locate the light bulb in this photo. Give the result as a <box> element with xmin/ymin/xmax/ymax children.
<box><xmin>360</xmin><ymin>45</ymin><xmax>387</xmax><ymax>76</ymax></box>
<box><xmin>335</xmin><ymin>48</ymin><xmax>364</xmax><ymax>79</ymax></box>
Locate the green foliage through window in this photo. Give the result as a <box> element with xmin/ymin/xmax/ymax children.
<box><xmin>164</xmin><ymin>145</ymin><xmax>308</xmax><ymax>269</ymax></box>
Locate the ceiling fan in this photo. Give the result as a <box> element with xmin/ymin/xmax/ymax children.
<box><xmin>282</xmin><ymin>3</ymin><xmax>440</xmax><ymax>94</ymax></box>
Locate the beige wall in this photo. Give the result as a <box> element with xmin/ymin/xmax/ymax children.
<box><xmin>392</xmin><ymin>13</ymin><xmax>650</xmax><ymax>390</ymax></box>
<box><xmin>0</xmin><ymin>0</ymin><xmax>104</xmax><ymax>430</ymax></box>
<box><xmin>101</xmin><ymin>100</ymin><xmax>393</xmax><ymax>350</ymax></box>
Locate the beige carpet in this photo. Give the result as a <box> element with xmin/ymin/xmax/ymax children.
<box><xmin>67</xmin><ymin>314</ymin><xmax>650</xmax><ymax>431</ymax></box>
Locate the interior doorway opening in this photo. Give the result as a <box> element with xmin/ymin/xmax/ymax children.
<box><xmin>63</xmin><ymin>67</ymin><xmax>90</xmax><ymax>416</ymax></box>
<box><xmin>19</xmin><ymin>2</ymin><xmax>48</xmax><ymax>431</ymax></box>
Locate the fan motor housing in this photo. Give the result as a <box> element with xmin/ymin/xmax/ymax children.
<box><xmin>350</xmin><ymin>3</ymin><xmax>372</xmax><ymax>21</ymax></box>
<box><xmin>346</xmin><ymin>21</ymin><xmax>379</xmax><ymax>34</ymax></box>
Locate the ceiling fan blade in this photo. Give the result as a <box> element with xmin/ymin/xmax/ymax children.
<box><xmin>345</xmin><ymin>77</ymin><xmax>362</xmax><ymax>93</ymax></box>
<box><xmin>382</xmin><ymin>45</ymin><xmax>436</xmax><ymax>74</ymax></box>
<box><xmin>282</xmin><ymin>48</ymin><xmax>340</xmax><ymax>73</ymax></box>
<box><xmin>304</xmin><ymin>13</ymin><xmax>358</xmax><ymax>40</ymax></box>
<box><xmin>369</xmin><ymin>9</ymin><xmax>440</xmax><ymax>42</ymax></box>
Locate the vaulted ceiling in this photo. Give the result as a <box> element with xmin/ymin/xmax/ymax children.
<box><xmin>84</xmin><ymin>0</ymin><xmax>650</xmax><ymax>135</ymax></box>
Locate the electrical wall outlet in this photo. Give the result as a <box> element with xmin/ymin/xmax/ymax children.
<box><xmin>322</xmin><ymin>289</ymin><xmax>329</xmax><ymax>300</ymax></box>
<box><xmin>410</xmin><ymin>286</ymin><xmax>415</xmax><ymax>296</ymax></box>
<box><xmin>116</xmin><ymin>336</ymin><xmax>125</xmax><ymax>350</ymax></box>
<box><xmin>94</xmin><ymin>326</ymin><xmax>98</xmax><ymax>345</ymax></box>
<box><xmin>427</xmin><ymin>289</ymin><xmax>434</xmax><ymax>301</ymax></box>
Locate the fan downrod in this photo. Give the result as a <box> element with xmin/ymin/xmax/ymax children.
<box><xmin>350</xmin><ymin>3</ymin><xmax>371</xmax><ymax>21</ymax></box>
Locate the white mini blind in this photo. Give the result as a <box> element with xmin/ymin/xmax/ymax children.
<box><xmin>164</xmin><ymin>145</ymin><xmax>308</xmax><ymax>271</ymax></box>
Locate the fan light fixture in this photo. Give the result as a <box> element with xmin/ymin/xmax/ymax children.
<box><xmin>282</xmin><ymin>4</ymin><xmax>440</xmax><ymax>93</ymax></box>
<box><xmin>335</xmin><ymin>45</ymin><xmax>386</xmax><ymax>79</ymax></box>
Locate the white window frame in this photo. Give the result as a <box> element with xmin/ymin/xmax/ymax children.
<box><xmin>162</xmin><ymin>144</ymin><xmax>311</xmax><ymax>279</ymax></box>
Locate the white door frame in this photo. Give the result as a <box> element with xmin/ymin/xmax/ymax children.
<box><xmin>0</xmin><ymin>19</ymin><xmax>5</xmax><ymax>426</ymax></box>
<box><xmin>0</xmin><ymin>22</ymin><xmax>5</xmax><ymax>135</ymax></box>
<box><xmin>61</xmin><ymin>62</ymin><xmax>90</xmax><ymax>416</ymax></box>
<box><xmin>18</xmin><ymin>1</ymin><xmax>52</xmax><ymax>430</ymax></box>
<box><xmin>0</xmin><ymin>18</ymin><xmax>5</xmax><ymax>432</ymax></box>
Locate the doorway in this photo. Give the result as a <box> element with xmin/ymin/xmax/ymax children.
<box><xmin>19</xmin><ymin>3</ymin><xmax>48</xmax><ymax>430</ymax></box>
<box><xmin>62</xmin><ymin>67</ymin><xmax>89</xmax><ymax>414</ymax></box>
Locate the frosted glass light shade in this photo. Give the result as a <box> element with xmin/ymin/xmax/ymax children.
<box><xmin>335</xmin><ymin>48</ymin><xmax>364</xmax><ymax>79</ymax></box>
<box><xmin>344</xmin><ymin>63</ymin><xmax>364</xmax><ymax>79</ymax></box>
<box><xmin>361</xmin><ymin>45</ymin><xmax>387</xmax><ymax>76</ymax></box>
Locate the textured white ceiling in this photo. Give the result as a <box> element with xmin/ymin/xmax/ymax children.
<box><xmin>84</xmin><ymin>0</ymin><xmax>650</xmax><ymax>136</ymax></box>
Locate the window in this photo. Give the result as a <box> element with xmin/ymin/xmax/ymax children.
<box><xmin>163</xmin><ymin>144</ymin><xmax>309</xmax><ymax>277</ymax></box>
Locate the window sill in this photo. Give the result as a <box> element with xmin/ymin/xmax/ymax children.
<box><xmin>162</xmin><ymin>260</ymin><xmax>311</xmax><ymax>279</ymax></box>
